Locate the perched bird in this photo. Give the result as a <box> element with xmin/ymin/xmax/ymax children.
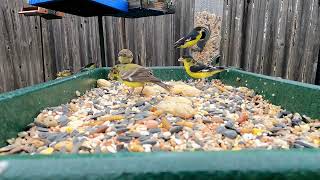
<box><xmin>108</xmin><ymin>64</ymin><xmax>171</xmax><ymax>95</ymax></box>
<box><xmin>118</xmin><ymin>49</ymin><xmax>134</xmax><ymax>64</ymax></box>
<box><xmin>80</xmin><ymin>63</ymin><xmax>96</xmax><ymax>72</ymax></box>
<box><xmin>174</xmin><ymin>26</ymin><xmax>210</xmax><ymax>50</ymax></box>
<box><xmin>194</xmin><ymin>26</ymin><xmax>211</xmax><ymax>52</ymax></box>
<box><xmin>56</xmin><ymin>69</ymin><xmax>72</xmax><ymax>79</ymax></box>
<box><xmin>178</xmin><ymin>55</ymin><xmax>226</xmax><ymax>79</ymax></box>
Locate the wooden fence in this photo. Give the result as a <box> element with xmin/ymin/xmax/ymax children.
<box><xmin>0</xmin><ymin>0</ymin><xmax>102</xmax><ymax>92</ymax></box>
<box><xmin>0</xmin><ymin>0</ymin><xmax>195</xmax><ymax>93</ymax></box>
<box><xmin>1</xmin><ymin>0</ymin><xmax>320</xmax><ymax>93</ymax></box>
<box><xmin>220</xmin><ymin>0</ymin><xmax>320</xmax><ymax>84</ymax></box>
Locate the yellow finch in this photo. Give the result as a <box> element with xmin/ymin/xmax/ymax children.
<box><xmin>118</xmin><ymin>49</ymin><xmax>133</xmax><ymax>64</ymax></box>
<box><xmin>174</xmin><ymin>26</ymin><xmax>210</xmax><ymax>49</ymax></box>
<box><xmin>194</xmin><ymin>27</ymin><xmax>211</xmax><ymax>52</ymax></box>
<box><xmin>108</xmin><ymin>64</ymin><xmax>171</xmax><ymax>94</ymax></box>
<box><xmin>178</xmin><ymin>56</ymin><xmax>226</xmax><ymax>79</ymax></box>
<box><xmin>56</xmin><ymin>69</ymin><xmax>72</xmax><ymax>79</ymax></box>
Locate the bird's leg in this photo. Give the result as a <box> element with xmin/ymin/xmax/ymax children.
<box><xmin>195</xmin><ymin>79</ymin><xmax>201</xmax><ymax>89</ymax></box>
<box><xmin>139</xmin><ymin>85</ymin><xmax>145</xmax><ymax>96</ymax></box>
<box><xmin>195</xmin><ymin>79</ymin><xmax>205</xmax><ymax>89</ymax></box>
<box><xmin>203</xmin><ymin>78</ymin><xmax>209</xmax><ymax>88</ymax></box>
<box><xmin>200</xmin><ymin>78</ymin><xmax>206</xmax><ymax>86</ymax></box>
<box><xmin>127</xmin><ymin>88</ymin><xmax>134</xmax><ymax>97</ymax></box>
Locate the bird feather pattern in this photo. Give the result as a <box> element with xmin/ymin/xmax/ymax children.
<box><xmin>174</xmin><ymin>29</ymin><xmax>201</xmax><ymax>48</ymax></box>
<box><xmin>189</xmin><ymin>61</ymin><xmax>225</xmax><ymax>73</ymax></box>
<box><xmin>121</xmin><ymin>67</ymin><xmax>154</xmax><ymax>82</ymax></box>
<box><xmin>120</xmin><ymin>66</ymin><xmax>171</xmax><ymax>91</ymax></box>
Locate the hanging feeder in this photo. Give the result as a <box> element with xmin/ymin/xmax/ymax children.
<box><xmin>28</xmin><ymin>0</ymin><xmax>175</xmax><ymax>18</ymax></box>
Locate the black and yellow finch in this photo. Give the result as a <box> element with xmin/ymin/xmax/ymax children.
<box><xmin>108</xmin><ymin>63</ymin><xmax>171</xmax><ymax>94</ymax></box>
<box><xmin>118</xmin><ymin>49</ymin><xmax>134</xmax><ymax>64</ymax></box>
<box><xmin>174</xmin><ymin>26</ymin><xmax>210</xmax><ymax>49</ymax></box>
<box><xmin>194</xmin><ymin>27</ymin><xmax>211</xmax><ymax>52</ymax></box>
<box><xmin>178</xmin><ymin>56</ymin><xmax>226</xmax><ymax>79</ymax></box>
<box><xmin>80</xmin><ymin>63</ymin><xmax>96</xmax><ymax>72</ymax></box>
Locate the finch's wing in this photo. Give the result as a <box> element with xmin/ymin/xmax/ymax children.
<box><xmin>121</xmin><ymin>67</ymin><xmax>161</xmax><ymax>83</ymax></box>
<box><xmin>174</xmin><ymin>30</ymin><xmax>200</xmax><ymax>48</ymax></box>
<box><xmin>190</xmin><ymin>62</ymin><xmax>226</xmax><ymax>73</ymax></box>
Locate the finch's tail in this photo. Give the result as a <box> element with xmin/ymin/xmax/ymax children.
<box><xmin>154</xmin><ymin>82</ymin><xmax>172</xmax><ymax>91</ymax></box>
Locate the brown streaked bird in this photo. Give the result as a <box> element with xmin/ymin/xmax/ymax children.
<box><xmin>108</xmin><ymin>63</ymin><xmax>171</xmax><ymax>95</ymax></box>
<box><xmin>118</xmin><ymin>49</ymin><xmax>134</xmax><ymax>64</ymax></box>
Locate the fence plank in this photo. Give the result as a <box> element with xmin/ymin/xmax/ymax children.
<box><xmin>271</xmin><ymin>0</ymin><xmax>288</xmax><ymax>77</ymax></box>
<box><xmin>260</xmin><ymin>0</ymin><xmax>274</xmax><ymax>75</ymax></box>
<box><xmin>285</xmin><ymin>0</ymin><xmax>303</xmax><ymax>80</ymax></box>
<box><xmin>230</xmin><ymin>0</ymin><xmax>244</xmax><ymax>67</ymax></box>
<box><xmin>243</xmin><ymin>0</ymin><xmax>260</xmax><ymax>71</ymax></box>
<box><xmin>221</xmin><ymin>0</ymin><xmax>232</xmax><ymax>66</ymax></box>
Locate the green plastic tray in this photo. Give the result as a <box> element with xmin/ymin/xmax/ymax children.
<box><xmin>0</xmin><ymin>67</ymin><xmax>319</xmax><ymax>179</ymax></box>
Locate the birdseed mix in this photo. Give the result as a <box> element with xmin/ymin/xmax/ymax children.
<box><xmin>0</xmin><ymin>79</ymin><xmax>319</xmax><ymax>155</ymax></box>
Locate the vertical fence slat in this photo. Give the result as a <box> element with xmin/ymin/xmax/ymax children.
<box><xmin>285</xmin><ymin>0</ymin><xmax>303</xmax><ymax>80</ymax></box>
<box><xmin>221</xmin><ymin>0</ymin><xmax>232</xmax><ymax>66</ymax></box>
<box><xmin>227</xmin><ymin>0</ymin><xmax>236</xmax><ymax>66</ymax></box>
<box><xmin>254</xmin><ymin>0</ymin><xmax>267</xmax><ymax>73</ymax></box>
<box><xmin>231</xmin><ymin>0</ymin><xmax>245</xmax><ymax>67</ymax></box>
<box><xmin>243</xmin><ymin>0</ymin><xmax>259</xmax><ymax>70</ymax></box>
<box><xmin>260</xmin><ymin>0</ymin><xmax>273</xmax><ymax>75</ymax></box>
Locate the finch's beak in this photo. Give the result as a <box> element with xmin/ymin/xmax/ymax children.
<box><xmin>178</xmin><ymin>58</ymin><xmax>183</xmax><ymax>62</ymax></box>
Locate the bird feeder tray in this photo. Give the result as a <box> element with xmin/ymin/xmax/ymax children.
<box><xmin>18</xmin><ymin>6</ymin><xmax>64</xmax><ymax>19</ymax></box>
<box><xmin>28</xmin><ymin>0</ymin><xmax>175</xmax><ymax>18</ymax></box>
<box><xmin>0</xmin><ymin>67</ymin><xmax>319</xmax><ymax>179</ymax></box>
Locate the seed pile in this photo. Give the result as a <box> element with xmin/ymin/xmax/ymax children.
<box><xmin>0</xmin><ymin>79</ymin><xmax>319</xmax><ymax>155</ymax></box>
